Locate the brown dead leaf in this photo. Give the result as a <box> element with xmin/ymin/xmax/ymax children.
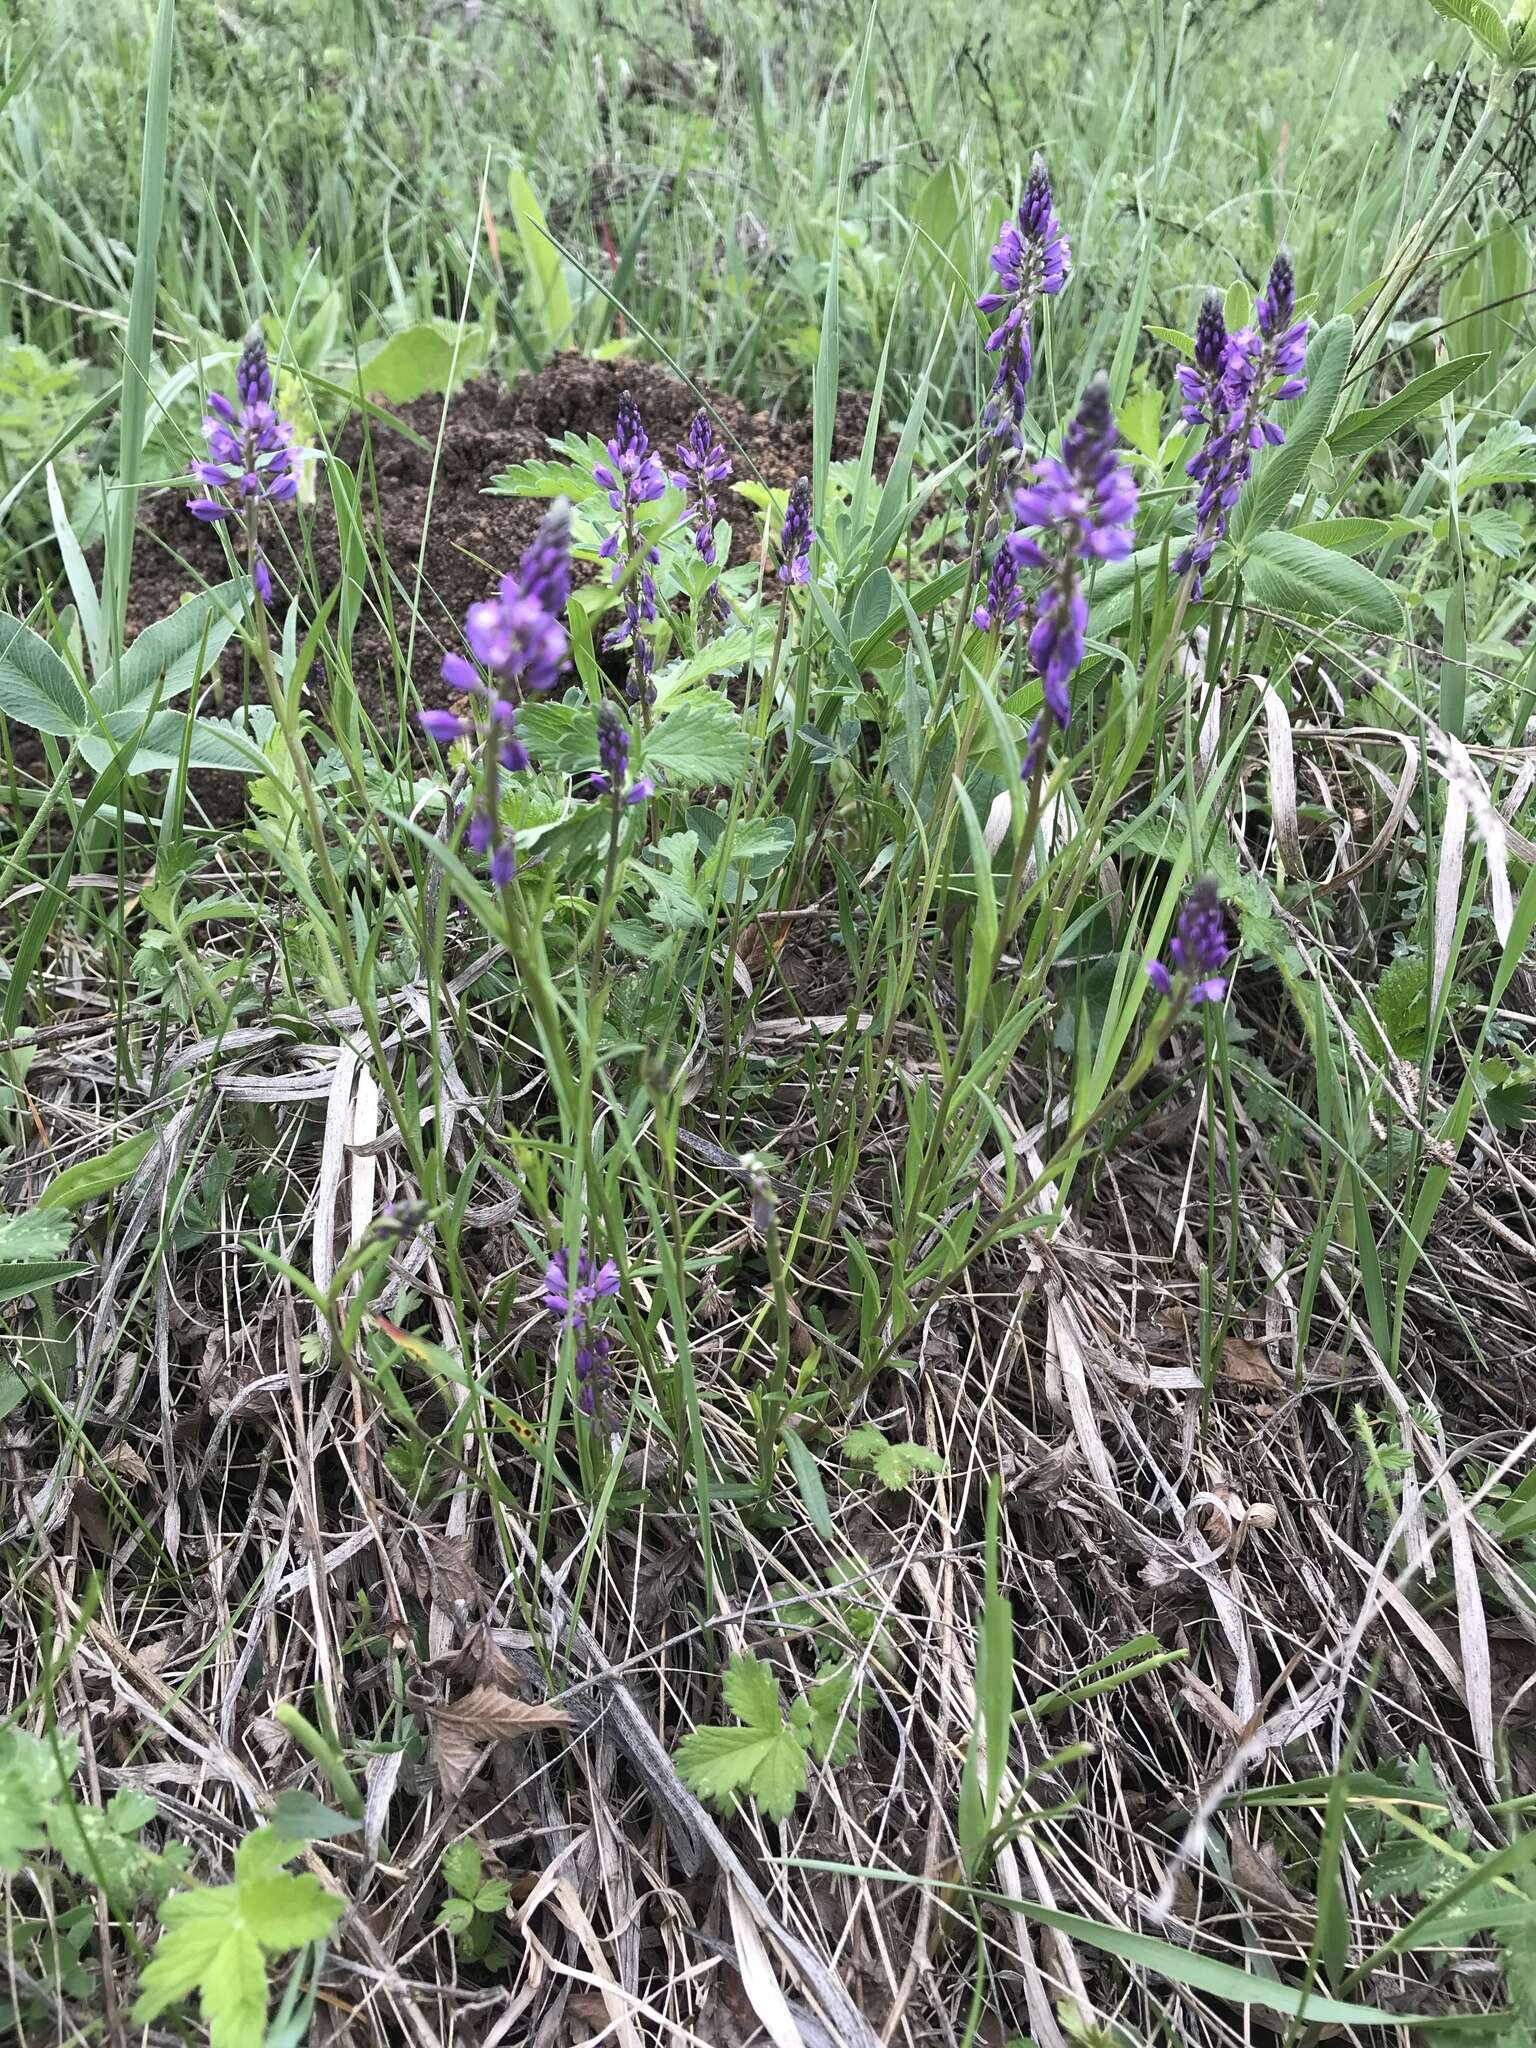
<box><xmin>1220</xmin><ymin>1337</ymin><xmax>1283</xmax><ymax>1391</ymax></box>
<box><xmin>427</xmin><ymin>1534</ymin><xmax>483</xmax><ymax>1619</ymax></box>
<box><xmin>101</xmin><ymin>1444</ymin><xmax>152</xmax><ymax>1485</ymax></box>
<box><xmin>430</xmin><ymin>1683</ymin><xmax>571</xmax><ymax>1801</ymax></box>
<box><xmin>1228</xmin><ymin>1835</ymin><xmax>1312</xmax><ymax>1927</ymax></box>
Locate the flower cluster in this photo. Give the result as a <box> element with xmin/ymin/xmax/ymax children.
<box><xmin>977</xmin><ymin>157</ymin><xmax>1071</xmax><ymax>456</ymax></box>
<box><xmin>187</xmin><ymin>329</ymin><xmax>299</xmax><ymax>602</ymax></box>
<box><xmin>589</xmin><ymin>699</ymin><xmax>654</xmax><ymax>807</ymax></box>
<box><xmin>672</xmin><ymin>411</ymin><xmax>732</xmax><ymax>564</ymax></box>
<box><xmin>597</xmin><ymin>391</ymin><xmax>667</xmax><ymax>697</ymax></box>
<box><xmin>1005</xmin><ymin>375</ymin><xmax>1137</xmax><ymax>772</ymax></box>
<box><xmin>417</xmin><ymin>502</ymin><xmax>572</xmax><ymax>886</ymax></box>
<box><xmin>1147</xmin><ymin>879</ymin><xmax>1232</xmax><ymax>1006</ymax></box>
<box><xmin>1175</xmin><ymin>253</ymin><xmax>1310</xmax><ymax>592</ymax></box>
<box><xmin>973</xmin><ymin>537</ymin><xmax>1026</xmax><ymax>633</ymax></box>
<box><xmin>543</xmin><ymin>1244</ymin><xmax>622</xmax><ymax>1419</ymax></box>
<box><xmin>777</xmin><ymin>476</ymin><xmax>814</xmax><ymax>586</ymax></box>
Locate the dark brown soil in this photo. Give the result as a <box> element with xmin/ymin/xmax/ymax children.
<box><xmin>112</xmin><ymin>354</ymin><xmax>882</xmax><ymax>820</ymax></box>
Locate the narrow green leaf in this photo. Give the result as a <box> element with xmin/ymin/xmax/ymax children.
<box><xmin>37</xmin><ymin>1129</ymin><xmax>157</xmax><ymax>1212</ymax></box>
<box><xmin>507</xmin><ymin>163</ymin><xmax>574</xmax><ymax>356</ymax></box>
<box><xmin>1327</xmin><ymin>353</ymin><xmax>1488</xmax><ymax>461</ymax></box>
<box><xmin>782</xmin><ymin>1426</ymin><xmax>834</xmax><ymax>1538</ymax></box>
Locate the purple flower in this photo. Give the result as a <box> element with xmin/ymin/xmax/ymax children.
<box><xmin>977</xmin><ymin>156</ymin><xmax>1071</xmax><ymax>452</ymax></box>
<box><xmin>187</xmin><ymin>329</ymin><xmax>299</xmax><ymax>599</ymax></box>
<box><xmin>418</xmin><ymin>503</ymin><xmax>571</xmax><ymax>884</ymax></box>
<box><xmin>543</xmin><ymin>1244</ymin><xmax>622</xmax><ymax>1421</ymax></box>
<box><xmin>672</xmin><ymin>410</ymin><xmax>732</xmax><ymax>568</ymax></box>
<box><xmin>543</xmin><ymin>1246</ymin><xmax>621</xmax><ymax>1328</ymax></box>
<box><xmin>776</xmin><ymin>476</ymin><xmax>814</xmax><ymax>586</ymax></box>
<box><xmin>1006</xmin><ymin>375</ymin><xmax>1138</xmax><ymax>750</ymax></box>
<box><xmin>1147</xmin><ymin>879</ymin><xmax>1232</xmax><ymax>1006</ymax></box>
<box><xmin>235</xmin><ymin>330</ymin><xmax>273</xmax><ymax>408</ymax></box>
<box><xmin>598</xmin><ymin>392</ymin><xmax>665</xmax><ymax>700</ymax></box>
<box><xmin>973</xmin><ymin>542</ymin><xmax>1026</xmax><ymax>633</ymax></box>
<box><xmin>1175</xmin><ymin>253</ymin><xmax>1310</xmax><ymax>592</ymax></box>
<box><xmin>1177</xmin><ymin>292</ymin><xmax>1229</xmax><ymax>431</ymax></box>
<box><xmin>594</xmin><ymin>390</ymin><xmax>667</xmax><ymax>511</ymax></box>
<box><xmin>587</xmin><ymin>699</ymin><xmax>654</xmax><ymax>806</ymax></box>
<box><xmin>573</xmin><ymin>1332</ymin><xmax>613</xmax><ymax>1418</ymax></box>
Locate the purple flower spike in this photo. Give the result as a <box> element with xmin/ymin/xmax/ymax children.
<box><xmin>1005</xmin><ymin>375</ymin><xmax>1138</xmax><ymax>767</ymax></box>
<box><xmin>1148</xmin><ymin>879</ymin><xmax>1232</xmax><ymax>1006</ymax></box>
<box><xmin>672</xmin><ymin>410</ymin><xmax>732</xmax><ymax>567</ymax></box>
<box><xmin>776</xmin><ymin>476</ymin><xmax>814</xmax><ymax>586</ymax></box>
<box><xmin>1177</xmin><ymin>293</ymin><xmax>1229</xmax><ymax>431</ymax></box>
<box><xmin>977</xmin><ymin>156</ymin><xmax>1071</xmax><ymax>454</ymax></box>
<box><xmin>543</xmin><ymin>1246</ymin><xmax>622</xmax><ymax>1331</ymax></box>
<box><xmin>588</xmin><ymin>699</ymin><xmax>653</xmax><ymax>807</ymax></box>
<box><xmin>187</xmin><ymin>327</ymin><xmax>298</xmax><ymax>545</ymax></box>
<box><xmin>974</xmin><ymin>543</ymin><xmax>1026</xmax><ymax>633</ymax></box>
<box><xmin>1174</xmin><ymin>252</ymin><xmax>1310</xmax><ymax>592</ymax></box>
<box><xmin>595</xmin><ymin>390</ymin><xmax>667</xmax><ymax>511</ymax></box>
<box><xmin>417</xmin><ymin>501</ymin><xmax>573</xmax><ymax>886</ymax></box>
<box><xmin>235</xmin><ymin>329</ymin><xmax>274</xmax><ymax>408</ymax></box>
<box><xmin>574</xmin><ymin>1332</ymin><xmax>614</xmax><ymax>1416</ymax></box>
<box><xmin>598</xmin><ymin>392</ymin><xmax>666</xmax><ymax>698</ymax></box>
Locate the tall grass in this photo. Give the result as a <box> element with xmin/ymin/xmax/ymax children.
<box><xmin>3</xmin><ymin>1</ymin><xmax>1536</xmax><ymax>2044</ymax></box>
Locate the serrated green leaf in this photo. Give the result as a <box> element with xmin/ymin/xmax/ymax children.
<box><xmin>200</xmin><ymin>1925</ymin><xmax>269</xmax><ymax>2048</ymax></box>
<box><xmin>238</xmin><ymin>1873</ymin><xmax>343</xmax><ymax>1947</ymax></box>
<box><xmin>436</xmin><ymin>1896</ymin><xmax>475</xmax><ymax>1933</ymax></box>
<box><xmin>442</xmin><ymin>1838</ymin><xmax>481</xmax><ymax>1898</ymax></box>
<box><xmin>487</xmin><ymin>455</ymin><xmax>602</xmax><ymax>500</ymax></box>
<box><xmin>474</xmin><ymin>1879</ymin><xmax>512</xmax><ymax>1913</ymax></box>
<box><xmin>642</xmin><ymin>699</ymin><xmax>752</xmax><ymax>787</ymax></box>
<box><xmin>1457</xmin><ymin>419</ymin><xmax>1536</xmax><ymax>490</ymax></box>
<box><xmin>676</xmin><ymin>1722</ymin><xmax>801</xmax><ymax>1815</ymax></box>
<box><xmin>132</xmin><ymin>1910</ymin><xmax>235</xmax><ymax>2021</ymax></box>
<box><xmin>800</xmin><ymin>1664</ymin><xmax>860</xmax><ymax>1767</ymax></box>
<box><xmin>107</xmin><ymin>1788</ymin><xmax>159</xmax><ymax>1834</ymax></box>
<box><xmin>233</xmin><ymin>1827</ymin><xmax>299</xmax><ymax>1885</ymax></box>
<box><xmin>1463</xmin><ymin>506</ymin><xmax>1525</xmax><ymax>558</ymax></box>
<box><xmin>0</xmin><ymin>1749</ymin><xmax>51</xmax><ymax>1873</ymax></box>
<box><xmin>704</xmin><ymin>816</ymin><xmax>795</xmax><ymax>879</ymax></box>
<box><xmin>748</xmin><ymin>1725</ymin><xmax>810</xmax><ymax>1821</ymax></box>
<box><xmin>653</xmin><ymin>628</ymin><xmax>760</xmax><ymax>705</ymax></box>
<box><xmin>1242</xmin><ymin>530</ymin><xmax>1404</xmax><ymax>634</ymax></box>
<box><xmin>1327</xmin><ymin>353</ymin><xmax>1488</xmax><ymax>461</ymax></box>
<box><xmin>843</xmin><ymin>1424</ymin><xmax>888</xmax><ymax>1465</ymax></box>
<box><xmin>871</xmin><ymin>1441</ymin><xmax>945</xmax><ymax>1490</ymax></box>
<box><xmin>721</xmin><ymin>1654</ymin><xmax>784</xmax><ymax>1732</ymax></box>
